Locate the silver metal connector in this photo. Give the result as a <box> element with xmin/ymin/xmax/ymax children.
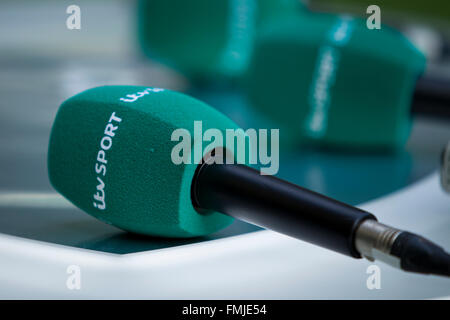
<box><xmin>355</xmin><ymin>220</ymin><xmax>403</xmax><ymax>268</ymax></box>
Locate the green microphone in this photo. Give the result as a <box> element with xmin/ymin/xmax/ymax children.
<box><xmin>243</xmin><ymin>12</ymin><xmax>436</xmax><ymax>149</ymax></box>
<box><xmin>48</xmin><ymin>86</ymin><xmax>450</xmax><ymax>276</ymax></box>
<box><xmin>137</xmin><ymin>0</ymin><xmax>302</xmax><ymax>79</ymax></box>
<box><xmin>48</xmin><ymin>86</ymin><xmax>239</xmax><ymax>237</ymax></box>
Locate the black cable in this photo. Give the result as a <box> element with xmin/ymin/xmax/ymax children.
<box><xmin>192</xmin><ymin>162</ymin><xmax>375</xmax><ymax>258</ymax></box>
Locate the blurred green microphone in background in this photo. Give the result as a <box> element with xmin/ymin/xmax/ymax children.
<box><xmin>138</xmin><ymin>0</ymin><xmax>449</xmax><ymax>150</ymax></box>
<box><xmin>243</xmin><ymin>11</ymin><xmax>427</xmax><ymax>149</ymax></box>
<box><xmin>138</xmin><ymin>0</ymin><xmax>303</xmax><ymax>79</ymax></box>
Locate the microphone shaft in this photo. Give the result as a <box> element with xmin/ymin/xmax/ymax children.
<box><xmin>192</xmin><ymin>162</ymin><xmax>375</xmax><ymax>258</ymax></box>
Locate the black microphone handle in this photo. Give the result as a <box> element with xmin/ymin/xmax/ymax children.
<box><xmin>192</xmin><ymin>162</ymin><xmax>376</xmax><ymax>258</ymax></box>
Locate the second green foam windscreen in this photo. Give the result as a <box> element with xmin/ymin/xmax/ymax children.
<box><xmin>244</xmin><ymin>12</ymin><xmax>426</xmax><ymax>149</ymax></box>
<box><xmin>48</xmin><ymin>86</ymin><xmax>240</xmax><ymax>237</ymax></box>
<box><xmin>138</xmin><ymin>0</ymin><xmax>301</xmax><ymax>79</ymax></box>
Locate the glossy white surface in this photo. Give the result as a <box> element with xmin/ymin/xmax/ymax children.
<box><xmin>1</xmin><ymin>172</ymin><xmax>449</xmax><ymax>299</ymax></box>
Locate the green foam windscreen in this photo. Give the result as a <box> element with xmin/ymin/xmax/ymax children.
<box><xmin>48</xmin><ymin>86</ymin><xmax>240</xmax><ymax>237</ymax></box>
<box><xmin>243</xmin><ymin>12</ymin><xmax>426</xmax><ymax>149</ymax></box>
<box><xmin>137</xmin><ymin>0</ymin><xmax>301</xmax><ymax>79</ymax></box>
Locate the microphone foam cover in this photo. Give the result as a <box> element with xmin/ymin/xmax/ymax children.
<box><xmin>244</xmin><ymin>13</ymin><xmax>426</xmax><ymax>149</ymax></box>
<box><xmin>138</xmin><ymin>0</ymin><xmax>301</xmax><ymax>78</ymax></box>
<box><xmin>48</xmin><ymin>86</ymin><xmax>238</xmax><ymax>237</ymax></box>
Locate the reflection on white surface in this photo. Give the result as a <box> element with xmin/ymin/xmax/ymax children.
<box><xmin>0</xmin><ymin>192</ymin><xmax>72</xmax><ymax>208</ymax></box>
<box><xmin>0</xmin><ymin>172</ymin><xmax>449</xmax><ymax>299</ymax></box>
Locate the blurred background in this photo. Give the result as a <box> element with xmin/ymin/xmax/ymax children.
<box><xmin>0</xmin><ymin>0</ymin><xmax>449</xmax><ymax>253</ymax></box>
